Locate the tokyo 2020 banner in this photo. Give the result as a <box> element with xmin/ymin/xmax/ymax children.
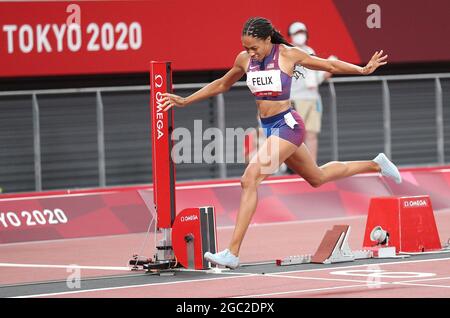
<box><xmin>0</xmin><ymin>0</ymin><xmax>449</xmax><ymax>77</ymax></box>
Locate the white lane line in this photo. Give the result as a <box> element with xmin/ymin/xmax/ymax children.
<box><xmin>0</xmin><ymin>191</ymin><xmax>118</xmax><ymax>202</ymax></box>
<box><xmin>0</xmin><ymin>263</ymin><xmax>254</xmax><ymax>276</ymax></box>
<box><xmin>2</xmin><ymin>255</ymin><xmax>449</xmax><ymax>274</ymax></box>
<box><xmin>0</xmin><ymin>263</ymin><xmax>131</xmax><ymax>271</ymax></box>
<box><xmin>8</xmin><ymin>258</ymin><xmax>450</xmax><ymax>298</ymax></box>
<box><xmin>260</xmin><ymin>273</ymin><xmax>390</xmax><ymax>285</ymax></box>
<box><xmin>232</xmin><ymin>283</ymin><xmax>381</xmax><ymax>298</ymax></box>
<box><xmin>393</xmin><ymin>282</ymin><xmax>450</xmax><ymax>289</ymax></box>
<box><xmin>177</xmin><ymin>178</ymin><xmax>295</xmax><ymax>190</ymax></box>
<box><xmin>12</xmin><ymin>274</ymin><xmax>258</xmax><ymax>298</ymax></box>
<box><xmin>393</xmin><ymin>276</ymin><xmax>450</xmax><ymax>284</ymax></box>
<box><xmin>266</xmin><ymin>257</ymin><xmax>450</xmax><ymax>276</ymax></box>
<box><xmin>235</xmin><ymin>275</ymin><xmax>450</xmax><ymax>298</ymax></box>
<box><xmin>4</xmin><ymin>255</ymin><xmax>445</xmax><ymax>281</ymax></box>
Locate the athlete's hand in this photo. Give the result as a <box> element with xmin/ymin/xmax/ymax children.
<box><xmin>161</xmin><ymin>93</ymin><xmax>187</xmax><ymax>111</ymax></box>
<box><xmin>362</xmin><ymin>50</ymin><xmax>388</xmax><ymax>75</ymax></box>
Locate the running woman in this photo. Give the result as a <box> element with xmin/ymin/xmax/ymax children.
<box><xmin>161</xmin><ymin>17</ymin><xmax>401</xmax><ymax>269</ymax></box>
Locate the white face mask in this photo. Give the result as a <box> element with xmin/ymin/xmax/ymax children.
<box><xmin>292</xmin><ymin>33</ymin><xmax>307</xmax><ymax>46</ymax></box>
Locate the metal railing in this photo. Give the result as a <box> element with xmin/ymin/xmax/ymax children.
<box><xmin>0</xmin><ymin>73</ymin><xmax>449</xmax><ymax>192</ymax></box>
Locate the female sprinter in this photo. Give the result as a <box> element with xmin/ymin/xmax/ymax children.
<box><xmin>161</xmin><ymin>17</ymin><xmax>401</xmax><ymax>269</ymax></box>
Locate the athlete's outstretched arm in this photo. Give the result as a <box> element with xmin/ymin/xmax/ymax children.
<box><xmin>289</xmin><ymin>46</ymin><xmax>388</xmax><ymax>75</ymax></box>
<box><xmin>161</xmin><ymin>52</ymin><xmax>247</xmax><ymax>111</ymax></box>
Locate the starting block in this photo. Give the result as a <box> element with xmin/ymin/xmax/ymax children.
<box><xmin>277</xmin><ymin>225</ymin><xmax>372</xmax><ymax>266</ymax></box>
<box><xmin>277</xmin><ymin>195</ymin><xmax>446</xmax><ymax>266</ymax></box>
<box><xmin>311</xmin><ymin>225</ymin><xmax>371</xmax><ymax>264</ymax></box>
<box><xmin>276</xmin><ymin>254</ymin><xmax>311</xmax><ymax>266</ymax></box>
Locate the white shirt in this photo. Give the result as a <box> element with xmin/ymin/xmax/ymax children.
<box><xmin>290</xmin><ymin>45</ymin><xmax>326</xmax><ymax>101</ymax></box>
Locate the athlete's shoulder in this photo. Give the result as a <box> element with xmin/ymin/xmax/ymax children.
<box><xmin>234</xmin><ymin>50</ymin><xmax>251</xmax><ymax>69</ymax></box>
<box><xmin>280</xmin><ymin>44</ymin><xmax>310</xmax><ymax>59</ymax></box>
<box><xmin>236</xmin><ymin>50</ymin><xmax>250</xmax><ymax>60</ymax></box>
<box><xmin>280</xmin><ymin>44</ymin><xmax>306</xmax><ymax>54</ymax></box>
<box><xmin>302</xmin><ymin>45</ymin><xmax>316</xmax><ymax>55</ymax></box>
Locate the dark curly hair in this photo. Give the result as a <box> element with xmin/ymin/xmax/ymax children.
<box><xmin>242</xmin><ymin>17</ymin><xmax>293</xmax><ymax>47</ymax></box>
<box><xmin>242</xmin><ymin>17</ymin><xmax>303</xmax><ymax>79</ymax></box>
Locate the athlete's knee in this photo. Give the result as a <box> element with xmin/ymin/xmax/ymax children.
<box><xmin>241</xmin><ymin>173</ymin><xmax>257</xmax><ymax>189</ymax></box>
<box><xmin>240</xmin><ymin>174</ymin><xmax>258</xmax><ymax>189</ymax></box>
<box><xmin>241</xmin><ymin>167</ymin><xmax>263</xmax><ymax>189</ymax></box>
<box><xmin>308</xmin><ymin>178</ymin><xmax>323</xmax><ymax>188</ymax></box>
<box><xmin>306</xmin><ymin>171</ymin><xmax>326</xmax><ymax>188</ymax></box>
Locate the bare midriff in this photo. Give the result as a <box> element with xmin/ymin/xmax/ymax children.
<box><xmin>257</xmin><ymin>99</ymin><xmax>291</xmax><ymax>118</ymax></box>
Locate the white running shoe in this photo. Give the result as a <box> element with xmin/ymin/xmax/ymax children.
<box><xmin>204</xmin><ymin>249</ymin><xmax>240</xmax><ymax>269</ymax></box>
<box><xmin>373</xmin><ymin>153</ymin><xmax>402</xmax><ymax>184</ymax></box>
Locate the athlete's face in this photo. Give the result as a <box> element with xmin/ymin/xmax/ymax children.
<box><xmin>241</xmin><ymin>35</ymin><xmax>272</xmax><ymax>61</ymax></box>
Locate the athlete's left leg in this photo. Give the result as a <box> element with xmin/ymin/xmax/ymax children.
<box><xmin>285</xmin><ymin>144</ymin><xmax>382</xmax><ymax>188</ymax></box>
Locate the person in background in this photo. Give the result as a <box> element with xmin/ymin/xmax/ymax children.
<box><xmin>288</xmin><ymin>21</ymin><xmax>336</xmax><ymax>164</ymax></box>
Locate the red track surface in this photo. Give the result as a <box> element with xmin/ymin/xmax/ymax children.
<box><xmin>43</xmin><ymin>259</ymin><xmax>450</xmax><ymax>298</ymax></box>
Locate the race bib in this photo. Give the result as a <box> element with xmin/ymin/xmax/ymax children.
<box><xmin>247</xmin><ymin>70</ymin><xmax>282</xmax><ymax>96</ymax></box>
